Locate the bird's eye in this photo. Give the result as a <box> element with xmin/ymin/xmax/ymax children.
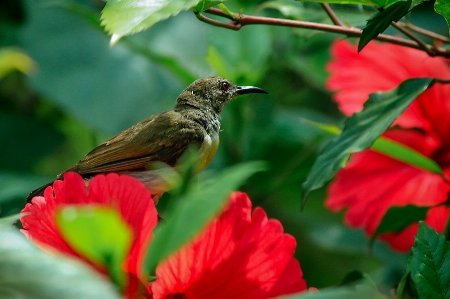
<box><xmin>220</xmin><ymin>81</ymin><xmax>230</xmax><ymax>91</ymax></box>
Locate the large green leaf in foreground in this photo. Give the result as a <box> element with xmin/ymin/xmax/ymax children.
<box><xmin>435</xmin><ymin>0</ymin><xmax>450</xmax><ymax>36</ymax></box>
<box><xmin>0</xmin><ymin>227</ymin><xmax>120</xmax><ymax>299</ymax></box>
<box><xmin>56</xmin><ymin>206</ymin><xmax>133</xmax><ymax>290</ymax></box>
<box><xmin>144</xmin><ymin>162</ymin><xmax>265</xmax><ymax>275</ymax></box>
<box><xmin>407</xmin><ymin>222</ymin><xmax>450</xmax><ymax>299</ymax></box>
<box><xmin>101</xmin><ymin>0</ymin><xmax>201</xmax><ymax>44</ymax></box>
<box><xmin>302</xmin><ymin>78</ymin><xmax>434</xmax><ymax>204</ymax></box>
<box><xmin>0</xmin><ymin>213</ymin><xmax>22</xmax><ymax>227</ymax></box>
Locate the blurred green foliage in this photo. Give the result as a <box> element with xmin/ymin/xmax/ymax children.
<box><xmin>0</xmin><ymin>0</ymin><xmax>443</xmax><ymax>291</ymax></box>
<box><xmin>0</xmin><ymin>226</ymin><xmax>121</xmax><ymax>299</ymax></box>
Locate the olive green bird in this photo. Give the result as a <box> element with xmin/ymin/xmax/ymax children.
<box><xmin>26</xmin><ymin>77</ymin><xmax>268</xmax><ymax>203</ymax></box>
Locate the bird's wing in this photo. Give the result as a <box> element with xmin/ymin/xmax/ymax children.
<box><xmin>66</xmin><ymin>111</ymin><xmax>206</xmax><ymax>175</ymax></box>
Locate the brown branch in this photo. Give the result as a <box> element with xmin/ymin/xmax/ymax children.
<box><xmin>404</xmin><ymin>22</ymin><xmax>450</xmax><ymax>44</ymax></box>
<box><xmin>195</xmin><ymin>11</ymin><xmax>240</xmax><ymax>30</ymax></box>
<box><xmin>320</xmin><ymin>3</ymin><xmax>344</xmax><ymax>27</ymax></box>
<box><xmin>390</xmin><ymin>21</ymin><xmax>437</xmax><ymax>56</ymax></box>
<box><xmin>435</xmin><ymin>78</ymin><xmax>450</xmax><ymax>84</ymax></box>
<box><xmin>199</xmin><ymin>7</ymin><xmax>450</xmax><ymax>58</ymax></box>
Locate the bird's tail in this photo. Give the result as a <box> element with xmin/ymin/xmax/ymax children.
<box><xmin>26</xmin><ymin>182</ymin><xmax>53</xmax><ymax>203</ymax></box>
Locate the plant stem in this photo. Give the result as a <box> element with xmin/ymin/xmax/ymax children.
<box><xmin>404</xmin><ymin>22</ymin><xmax>450</xmax><ymax>44</ymax></box>
<box><xmin>434</xmin><ymin>78</ymin><xmax>450</xmax><ymax>84</ymax></box>
<box><xmin>194</xmin><ymin>11</ymin><xmax>239</xmax><ymax>30</ymax></box>
<box><xmin>321</xmin><ymin>3</ymin><xmax>344</xmax><ymax>27</ymax></box>
<box><xmin>390</xmin><ymin>21</ymin><xmax>437</xmax><ymax>56</ymax></box>
<box><xmin>196</xmin><ymin>7</ymin><xmax>450</xmax><ymax>58</ymax></box>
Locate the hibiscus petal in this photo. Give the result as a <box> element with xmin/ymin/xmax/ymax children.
<box><xmin>151</xmin><ymin>192</ymin><xmax>307</xmax><ymax>299</ymax></box>
<box><xmin>325</xmin><ymin>43</ymin><xmax>450</xmax><ymax>253</ymax></box>
<box><xmin>327</xmin><ymin>142</ymin><xmax>450</xmax><ymax>251</ymax></box>
<box><xmin>21</xmin><ymin>172</ymin><xmax>158</xmax><ymax>296</ymax></box>
<box><xmin>21</xmin><ymin>187</ymin><xmax>82</xmax><ymax>257</ymax></box>
<box><xmin>327</xmin><ymin>40</ymin><xmax>450</xmax><ymax>137</ymax></box>
<box><xmin>54</xmin><ymin>172</ymin><xmax>89</xmax><ymax>204</ymax></box>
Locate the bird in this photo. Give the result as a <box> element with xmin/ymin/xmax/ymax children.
<box><xmin>26</xmin><ymin>76</ymin><xmax>268</xmax><ymax>203</ymax></box>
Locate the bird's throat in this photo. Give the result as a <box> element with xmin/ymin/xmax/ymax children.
<box><xmin>180</xmin><ymin>106</ymin><xmax>221</xmax><ymax>136</ymax></box>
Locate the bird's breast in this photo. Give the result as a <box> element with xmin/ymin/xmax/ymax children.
<box><xmin>198</xmin><ymin>131</ymin><xmax>219</xmax><ymax>172</ymax></box>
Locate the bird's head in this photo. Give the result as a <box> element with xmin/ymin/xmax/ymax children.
<box><xmin>175</xmin><ymin>77</ymin><xmax>268</xmax><ymax>114</ymax></box>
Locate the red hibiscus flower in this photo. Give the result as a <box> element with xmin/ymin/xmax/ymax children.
<box><xmin>22</xmin><ymin>173</ymin><xmax>307</xmax><ymax>298</ymax></box>
<box><xmin>151</xmin><ymin>192</ymin><xmax>307</xmax><ymax>298</ymax></box>
<box><xmin>325</xmin><ymin>40</ymin><xmax>450</xmax><ymax>251</ymax></box>
<box><xmin>21</xmin><ymin>172</ymin><xmax>158</xmax><ymax>296</ymax></box>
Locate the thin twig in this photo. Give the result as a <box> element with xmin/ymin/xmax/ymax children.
<box><xmin>194</xmin><ymin>11</ymin><xmax>241</xmax><ymax>30</ymax></box>
<box><xmin>434</xmin><ymin>78</ymin><xmax>450</xmax><ymax>84</ymax></box>
<box><xmin>321</xmin><ymin>3</ymin><xmax>344</xmax><ymax>27</ymax></box>
<box><xmin>199</xmin><ymin>7</ymin><xmax>450</xmax><ymax>58</ymax></box>
<box><xmin>404</xmin><ymin>22</ymin><xmax>450</xmax><ymax>44</ymax></box>
<box><xmin>390</xmin><ymin>21</ymin><xmax>437</xmax><ymax>56</ymax></box>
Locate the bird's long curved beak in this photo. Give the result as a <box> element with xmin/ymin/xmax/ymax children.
<box><xmin>236</xmin><ymin>86</ymin><xmax>269</xmax><ymax>95</ymax></box>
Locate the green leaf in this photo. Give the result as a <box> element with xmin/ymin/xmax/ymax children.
<box><xmin>0</xmin><ymin>227</ymin><xmax>120</xmax><ymax>299</ymax></box>
<box><xmin>302</xmin><ymin>119</ymin><xmax>444</xmax><ymax>175</ymax></box>
<box><xmin>407</xmin><ymin>222</ymin><xmax>450</xmax><ymax>299</ymax></box>
<box><xmin>397</xmin><ymin>271</ymin><xmax>419</xmax><ymax>299</ymax></box>
<box><xmin>144</xmin><ymin>161</ymin><xmax>266</xmax><ymax>275</ymax></box>
<box><xmin>101</xmin><ymin>0</ymin><xmax>202</xmax><ymax>45</ymax></box>
<box><xmin>372</xmin><ymin>137</ymin><xmax>443</xmax><ymax>175</ymax></box>
<box><xmin>56</xmin><ymin>206</ymin><xmax>133</xmax><ymax>290</ymax></box>
<box><xmin>0</xmin><ymin>47</ymin><xmax>35</xmax><ymax>79</ymax></box>
<box><xmin>299</xmin><ymin>119</ymin><xmax>341</xmax><ymax>135</ymax></box>
<box><xmin>192</xmin><ymin>0</ymin><xmax>227</xmax><ymax>13</ymax></box>
<box><xmin>435</xmin><ymin>0</ymin><xmax>450</xmax><ymax>36</ymax></box>
<box><xmin>358</xmin><ymin>0</ymin><xmax>411</xmax><ymax>52</ymax></box>
<box><xmin>302</xmin><ymin>78</ymin><xmax>434</xmax><ymax>204</ymax></box>
<box><xmin>371</xmin><ymin>205</ymin><xmax>429</xmax><ymax>244</ymax></box>
<box><xmin>0</xmin><ymin>213</ymin><xmax>23</xmax><ymax>227</ymax></box>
